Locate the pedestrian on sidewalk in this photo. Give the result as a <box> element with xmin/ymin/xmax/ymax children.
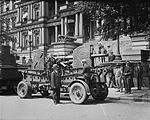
<box><xmin>135</xmin><ymin>62</ymin><xmax>143</xmax><ymax>90</ymax></box>
<box><xmin>146</xmin><ymin>61</ymin><xmax>150</xmax><ymax>90</ymax></box>
<box><xmin>107</xmin><ymin>65</ymin><xmax>116</xmax><ymax>88</ymax></box>
<box><xmin>51</xmin><ymin>64</ymin><xmax>61</xmax><ymax>105</ymax></box>
<box><xmin>114</xmin><ymin>63</ymin><xmax>123</xmax><ymax>92</ymax></box>
<box><xmin>123</xmin><ymin>61</ymin><xmax>133</xmax><ymax>94</ymax></box>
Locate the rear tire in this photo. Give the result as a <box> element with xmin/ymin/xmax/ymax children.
<box><xmin>17</xmin><ymin>81</ymin><xmax>32</xmax><ymax>98</ymax></box>
<box><xmin>69</xmin><ymin>82</ymin><xmax>88</xmax><ymax>104</ymax></box>
<box><xmin>91</xmin><ymin>83</ymin><xmax>108</xmax><ymax>101</ymax></box>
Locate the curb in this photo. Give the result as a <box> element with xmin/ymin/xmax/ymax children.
<box><xmin>107</xmin><ymin>96</ymin><xmax>150</xmax><ymax>102</ymax></box>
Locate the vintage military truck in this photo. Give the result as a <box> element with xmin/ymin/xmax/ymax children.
<box><xmin>0</xmin><ymin>45</ymin><xmax>23</xmax><ymax>93</ymax></box>
<box><xmin>16</xmin><ymin>45</ymin><xmax>110</xmax><ymax>104</ymax></box>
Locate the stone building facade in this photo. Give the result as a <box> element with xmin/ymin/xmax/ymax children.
<box><xmin>0</xmin><ymin>0</ymin><xmax>100</xmax><ymax>64</ymax></box>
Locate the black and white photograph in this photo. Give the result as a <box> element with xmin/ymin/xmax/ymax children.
<box><xmin>0</xmin><ymin>0</ymin><xmax>150</xmax><ymax>120</ymax></box>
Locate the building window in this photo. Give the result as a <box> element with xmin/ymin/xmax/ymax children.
<box><xmin>23</xmin><ymin>12</ymin><xmax>28</xmax><ymax>23</ymax></box>
<box><xmin>6</xmin><ymin>3</ymin><xmax>9</xmax><ymax>11</ymax></box>
<box><xmin>24</xmin><ymin>35</ymin><xmax>28</xmax><ymax>48</ymax></box>
<box><xmin>22</xmin><ymin>6</ymin><xmax>28</xmax><ymax>23</ymax></box>
<box><xmin>22</xmin><ymin>32</ymin><xmax>28</xmax><ymax>50</ymax></box>
<box><xmin>33</xmin><ymin>3</ymin><xmax>40</xmax><ymax>20</ymax></box>
<box><xmin>7</xmin><ymin>18</ymin><xmax>11</xmax><ymax>30</ymax></box>
<box><xmin>35</xmin><ymin>10</ymin><xmax>40</xmax><ymax>20</ymax></box>
<box><xmin>35</xmin><ymin>34</ymin><xmax>40</xmax><ymax>46</ymax></box>
<box><xmin>0</xmin><ymin>4</ymin><xmax>4</xmax><ymax>13</ymax></box>
<box><xmin>12</xmin><ymin>16</ymin><xmax>16</xmax><ymax>28</ymax></box>
<box><xmin>48</xmin><ymin>2</ymin><xmax>55</xmax><ymax>18</ymax></box>
<box><xmin>33</xmin><ymin>29</ymin><xmax>40</xmax><ymax>49</ymax></box>
<box><xmin>2</xmin><ymin>22</ymin><xmax>7</xmax><ymax>31</ymax></box>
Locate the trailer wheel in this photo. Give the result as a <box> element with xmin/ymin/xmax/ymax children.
<box><xmin>69</xmin><ymin>83</ymin><xmax>88</xmax><ymax>104</ymax></box>
<box><xmin>91</xmin><ymin>83</ymin><xmax>108</xmax><ymax>101</ymax></box>
<box><xmin>40</xmin><ymin>91</ymin><xmax>50</xmax><ymax>97</ymax></box>
<box><xmin>17</xmin><ymin>81</ymin><xmax>32</xmax><ymax>98</ymax></box>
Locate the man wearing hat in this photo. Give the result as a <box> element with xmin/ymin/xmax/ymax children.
<box><xmin>123</xmin><ymin>61</ymin><xmax>133</xmax><ymax>94</ymax></box>
<box><xmin>135</xmin><ymin>62</ymin><xmax>143</xmax><ymax>90</ymax></box>
<box><xmin>51</xmin><ymin>64</ymin><xmax>61</xmax><ymax>104</ymax></box>
<box><xmin>82</xmin><ymin>59</ymin><xmax>91</xmax><ymax>85</ymax></box>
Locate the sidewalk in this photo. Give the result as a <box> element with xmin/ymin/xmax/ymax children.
<box><xmin>107</xmin><ymin>87</ymin><xmax>150</xmax><ymax>102</ymax></box>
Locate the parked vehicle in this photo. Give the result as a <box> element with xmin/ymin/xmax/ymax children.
<box><xmin>0</xmin><ymin>45</ymin><xmax>23</xmax><ymax>93</ymax></box>
<box><xmin>17</xmin><ymin>48</ymin><xmax>110</xmax><ymax>104</ymax></box>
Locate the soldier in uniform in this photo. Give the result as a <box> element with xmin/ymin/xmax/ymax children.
<box><xmin>82</xmin><ymin>59</ymin><xmax>91</xmax><ymax>85</ymax></box>
<box><xmin>51</xmin><ymin>64</ymin><xmax>61</xmax><ymax>104</ymax></box>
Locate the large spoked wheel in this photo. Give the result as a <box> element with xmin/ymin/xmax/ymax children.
<box><xmin>69</xmin><ymin>83</ymin><xmax>88</xmax><ymax>104</ymax></box>
<box><xmin>91</xmin><ymin>83</ymin><xmax>108</xmax><ymax>101</ymax></box>
<box><xmin>17</xmin><ymin>81</ymin><xmax>32</xmax><ymax>98</ymax></box>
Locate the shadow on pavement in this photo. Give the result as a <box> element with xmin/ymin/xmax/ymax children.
<box><xmin>81</xmin><ymin>99</ymin><xmax>118</xmax><ymax>105</ymax></box>
<box><xmin>0</xmin><ymin>91</ymin><xmax>17</xmax><ymax>96</ymax></box>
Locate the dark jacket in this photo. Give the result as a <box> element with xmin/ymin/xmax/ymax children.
<box><xmin>123</xmin><ymin>66</ymin><xmax>132</xmax><ymax>79</ymax></box>
<box><xmin>108</xmin><ymin>54</ymin><xmax>115</xmax><ymax>62</ymax></box>
<box><xmin>51</xmin><ymin>70</ymin><xmax>61</xmax><ymax>89</ymax></box>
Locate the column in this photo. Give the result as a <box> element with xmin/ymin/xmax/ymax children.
<box><xmin>19</xmin><ymin>32</ymin><xmax>22</xmax><ymax>48</ymax></box>
<box><xmin>39</xmin><ymin>2</ymin><xmax>42</xmax><ymax>18</ymax></box>
<box><xmin>40</xmin><ymin>1</ymin><xmax>44</xmax><ymax>18</ymax></box>
<box><xmin>61</xmin><ymin>18</ymin><xmax>64</xmax><ymax>36</ymax></box>
<box><xmin>90</xmin><ymin>21</ymin><xmax>94</xmax><ymax>39</ymax></box>
<box><xmin>79</xmin><ymin>13</ymin><xmax>83</xmax><ymax>36</ymax></box>
<box><xmin>16</xmin><ymin>8</ymin><xmax>20</xmax><ymax>23</ymax></box>
<box><xmin>28</xmin><ymin>5</ymin><xmax>30</xmax><ymax>20</ymax></box>
<box><xmin>19</xmin><ymin>7</ymin><xmax>22</xmax><ymax>22</ymax></box>
<box><xmin>9</xmin><ymin>0</ymin><xmax>13</xmax><ymax>10</ymax></box>
<box><xmin>39</xmin><ymin>1</ymin><xmax>45</xmax><ymax>21</ymax></box>
<box><xmin>27</xmin><ymin>5</ymin><xmax>31</xmax><ymax>24</ymax></box>
<box><xmin>45</xmin><ymin>27</ymin><xmax>49</xmax><ymax>45</ymax></box>
<box><xmin>64</xmin><ymin>17</ymin><xmax>68</xmax><ymax>35</ymax></box>
<box><xmin>96</xmin><ymin>20</ymin><xmax>100</xmax><ymax>29</ymax></box>
<box><xmin>55</xmin><ymin>25</ymin><xmax>58</xmax><ymax>42</ymax></box>
<box><xmin>41</xmin><ymin>1</ymin><xmax>45</xmax><ymax>17</ymax></box>
<box><xmin>75</xmin><ymin>13</ymin><xmax>79</xmax><ymax>36</ymax></box>
<box><xmin>30</xmin><ymin>4</ymin><xmax>33</xmax><ymax>20</ymax></box>
<box><xmin>41</xmin><ymin>27</ymin><xmax>45</xmax><ymax>45</ymax></box>
<box><xmin>55</xmin><ymin>0</ymin><xmax>57</xmax><ymax>15</ymax></box>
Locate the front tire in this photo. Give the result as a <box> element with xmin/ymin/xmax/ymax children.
<box><xmin>69</xmin><ymin>83</ymin><xmax>88</xmax><ymax>104</ymax></box>
<box><xmin>17</xmin><ymin>81</ymin><xmax>32</xmax><ymax>98</ymax></box>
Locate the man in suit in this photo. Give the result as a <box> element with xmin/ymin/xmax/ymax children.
<box><xmin>123</xmin><ymin>61</ymin><xmax>133</xmax><ymax>94</ymax></box>
<box><xmin>135</xmin><ymin>62</ymin><xmax>143</xmax><ymax>90</ymax></box>
<box><xmin>51</xmin><ymin>64</ymin><xmax>61</xmax><ymax>104</ymax></box>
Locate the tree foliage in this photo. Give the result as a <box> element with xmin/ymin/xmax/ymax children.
<box><xmin>73</xmin><ymin>0</ymin><xmax>150</xmax><ymax>40</ymax></box>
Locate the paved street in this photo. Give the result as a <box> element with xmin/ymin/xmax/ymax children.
<box><xmin>0</xmin><ymin>93</ymin><xmax>150</xmax><ymax>120</ymax></box>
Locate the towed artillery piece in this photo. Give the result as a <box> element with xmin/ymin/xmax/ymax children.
<box><xmin>17</xmin><ymin>46</ymin><xmax>111</xmax><ymax>104</ymax></box>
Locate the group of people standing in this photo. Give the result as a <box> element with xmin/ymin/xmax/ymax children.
<box><xmin>107</xmin><ymin>61</ymin><xmax>134</xmax><ymax>94</ymax></box>
<box><xmin>107</xmin><ymin>61</ymin><xmax>150</xmax><ymax>94</ymax></box>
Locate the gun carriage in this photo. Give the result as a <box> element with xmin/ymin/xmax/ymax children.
<box><xmin>17</xmin><ymin>44</ymin><xmax>143</xmax><ymax>104</ymax></box>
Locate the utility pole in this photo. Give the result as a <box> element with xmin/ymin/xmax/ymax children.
<box><xmin>28</xmin><ymin>31</ymin><xmax>32</xmax><ymax>69</ymax></box>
